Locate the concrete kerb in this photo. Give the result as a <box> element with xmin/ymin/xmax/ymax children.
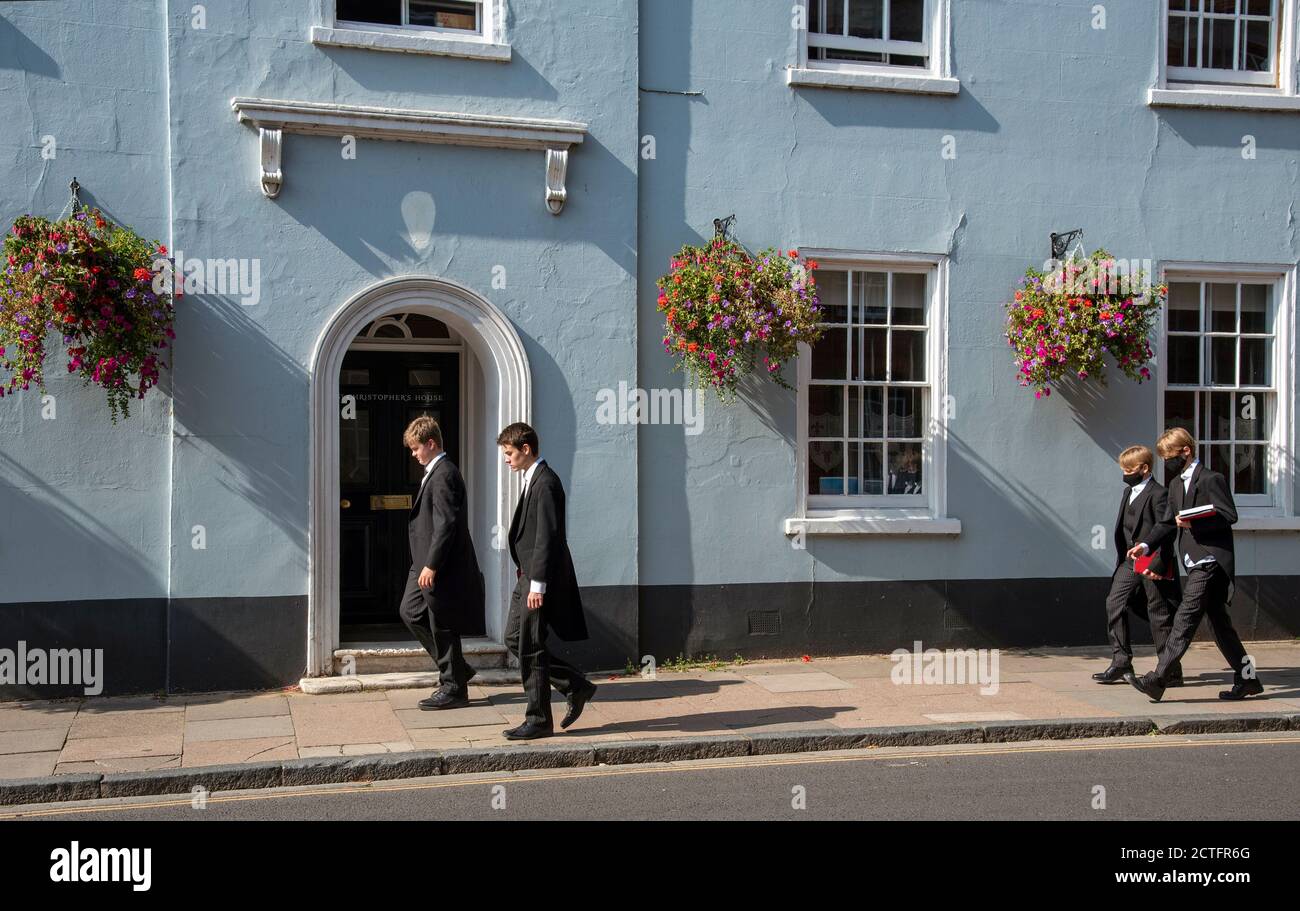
<box><xmin>3</xmin><ymin>713</ymin><xmax>1298</xmax><ymax>806</ymax></box>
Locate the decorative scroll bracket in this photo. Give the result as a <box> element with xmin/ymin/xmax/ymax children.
<box><xmin>232</xmin><ymin>97</ymin><xmax>587</xmax><ymax>214</ymax></box>
<box><xmin>259</xmin><ymin>127</ymin><xmax>283</xmax><ymax>199</ymax></box>
<box><xmin>545</xmin><ymin>148</ymin><xmax>569</xmax><ymax>216</ymax></box>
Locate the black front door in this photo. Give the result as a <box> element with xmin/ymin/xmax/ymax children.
<box><xmin>339</xmin><ymin>349</ymin><xmax>473</xmax><ymax>635</ymax></box>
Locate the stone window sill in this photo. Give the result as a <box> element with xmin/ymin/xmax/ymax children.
<box><xmin>1148</xmin><ymin>87</ymin><xmax>1300</xmax><ymax>113</ymax></box>
<box><xmin>783</xmin><ymin>516</ymin><xmax>962</xmax><ymax>536</ymax></box>
<box><xmin>311</xmin><ymin>25</ymin><xmax>511</xmax><ymax>62</ymax></box>
<box><xmin>787</xmin><ymin>66</ymin><xmax>960</xmax><ymax>95</ymax></box>
<box><xmin>1235</xmin><ymin>516</ymin><xmax>1300</xmax><ymax>532</ymax></box>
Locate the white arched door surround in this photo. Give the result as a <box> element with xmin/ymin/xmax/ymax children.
<box><xmin>308</xmin><ymin>276</ymin><xmax>530</xmax><ymax>676</ymax></box>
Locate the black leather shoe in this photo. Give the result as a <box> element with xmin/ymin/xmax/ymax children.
<box><xmin>1165</xmin><ymin>672</ymin><xmax>1185</xmax><ymax>687</ymax></box>
<box><xmin>1126</xmin><ymin>670</ymin><xmax>1166</xmax><ymax>702</ymax></box>
<box><xmin>418</xmin><ymin>689</ymin><xmax>469</xmax><ymax>710</ymax></box>
<box><xmin>1092</xmin><ymin>664</ymin><xmax>1133</xmax><ymax>684</ymax></box>
<box><xmin>505</xmin><ymin>721</ymin><xmax>554</xmax><ymax>740</ymax></box>
<box><xmin>1219</xmin><ymin>679</ymin><xmax>1264</xmax><ymax>701</ymax></box>
<box><xmin>561</xmin><ymin>682</ymin><xmax>597</xmax><ymax>729</ymax></box>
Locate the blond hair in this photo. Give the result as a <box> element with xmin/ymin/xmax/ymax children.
<box><xmin>1156</xmin><ymin>427</ymin><xmax>1196</xmax><ymax>458</ymax></box>
<box><xmin>403</xmin><ymin>415</ymin><xmax>442</xmax><ymax>449</ymax></box>
<box><xmin>1118</xmin><ymin>445</ymin><xmax>1154</xmax><ymax>473</ymax></box>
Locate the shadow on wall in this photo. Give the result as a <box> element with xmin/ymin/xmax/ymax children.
<box><xmin>0</xmin><ymin>14</ymin><xmax>60</xmax><ymax>77</ymax></box>
<box><xmin>171</xmin><ymin>292</ymin><xmax>308</xmax><ymax>552</ymax></box>
<box><xmin>0</xmin><ymin>452</ymin><xmax>162</xmax><ymax>595</ymax></box>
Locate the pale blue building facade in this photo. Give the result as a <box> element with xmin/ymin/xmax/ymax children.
<box><xmin>2</xmin><ymin>0</ymin><xmax>1298</xmax><ymax>697</ymax></box>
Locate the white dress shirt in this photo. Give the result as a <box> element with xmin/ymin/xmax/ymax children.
<box><xmin>418</xmin><ymin>450</ymin><xmax>446</xmax><ymax>495</ymax></box>
<box><xmin>522</xmin><ymin>459</ymin><xmax>547</xmax><ymax>595</ymax></box>
<box><xmin>1180</xmin><ymin>459</ymin><xmax>1216</xmax><ymax>569</ymax></box>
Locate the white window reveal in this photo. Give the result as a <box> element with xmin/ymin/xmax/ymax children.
<box><xmin>1151</xmin><ymin>1</ymin><xmax>1300</xmax><ymax>111</ymax></box>
<box><xmin>789</xmin><ymin>0</ymin><xmax>958</xmax><ymax>94</ymax></box>
<box><xmin>311</xmin><ymin>0</ymin><xmax>509</xmax><ymax>61</ymax></box>
<box><xmin>787</xmin><ymin>253</ymin><xmax>957</xmax><ymax>537</ymax></box>
<box><xmin>1159</xmin><ymin>266</ymin><xmax>1297</xmax><ymax>522</ymax></box>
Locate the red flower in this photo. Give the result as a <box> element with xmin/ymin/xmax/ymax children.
<box><xmin>157</xmin><ymin>245</ymin><xmax>167</xmax><ymax>254</ymax></box>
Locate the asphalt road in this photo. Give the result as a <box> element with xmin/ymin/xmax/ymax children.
<box><xmin>6</xmin><ymin>733</ymin><xmax>1299</xmax><ymax>822</ymax></box>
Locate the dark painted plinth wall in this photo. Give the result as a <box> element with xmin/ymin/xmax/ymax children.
<box><xmin>0</xmin><ymin>596</ymin><xmax>306</xmax><ymax>700</ymax></box>
<box><xmin>4</xmin><ymin>577</ymin><xmax>1297</xmax><ymax>699</ymax></box>
<box><xmin>637</xmin><ymin>576</ymin><xmax>1300</xmax><ymax>663</ymax></box>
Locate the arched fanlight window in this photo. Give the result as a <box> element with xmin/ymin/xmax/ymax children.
<box><xmin>354</xmin><ymin>312</ymin><xmax>454</xmax><ymax>342</ymax></box>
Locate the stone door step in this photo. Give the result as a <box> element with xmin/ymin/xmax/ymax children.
<box><xmin>333</xmin><ymin>637</ymin><xmax>513</xmax><ymax>675</ymax></box>
<box><xmin>300</xmin><ymin>667</ymin><xmax>522</xmax><ymax>695</ymax></box>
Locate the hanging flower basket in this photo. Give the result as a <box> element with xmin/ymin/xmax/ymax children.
<box><xmin>1005</xmin><ymin>248</ymin><xmax>1164</xmax><ymax>399</ymax></box>
<box><xmin>1</xmin><ymin>206</ymin><xmax>175</xmax><ymax>422</ymax></box>
<box><xmin>656</xmin><ymin>236</ymin><xmax>824</xmax><ymax>402</ymax></box>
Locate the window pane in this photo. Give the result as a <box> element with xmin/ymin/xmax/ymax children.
<box><xmin>338</xmin><ymin>0</ymin><xmax>401</xmax><ymax>24</ymax></box>
<box><xmin>1208</xmin><ymin>283</ymin><xmax>1236</xmax><ymax>331</ymax></box>
<box><xmin>1167</xmin><ymin>336</ymin><xmax>1200</xmax><ymax>384</ymax></box>
<box><xmin>809</xmin><ymin>441</ymin><xmax>844</xmax><ymax>495</ymax></box>
<box><xmin>810</xmin><ymin>0</ymin><xmax>823</xmax><ymax>32</ymax></box>
<box><xmin>1167</xmin><ymin>283</ymin><xmax>1200</xmax><ymax>331</ymax></box>
<box><xmin>863</xmin><ymin>386</ymin><xmax>884</xmax><ymax>437</ymax></box>
<box><xmin>341</xmin><ymin>369</ymin><xmax>370</xmax><ymax>386</ymax></box>
<box><xmin>1165</xmin><ymin>391</ymin><xmax>1196</xmax><ymax>433</ymax></box>
<box><xmin>818</xmin><ymin>270</ymin><xmax>849</xmax><ymax>324</ymax></box>
<box><xmin>1206</xmin><ymin>391</ymin><xmax>1232</xmax><ymax>441</ymax></box>
<box><xmin>1207</xmin><ymin>17</ymin><xmax>1235</xmax><ymax>70</ymax></box>
<box><xmin>808</xmin><ymin>384</ymin><xmax>844</xmax><ymax>437</ymax></box>
<box><xmin>890</xmin><ymin>329</ymin><xmax>926</xmax><ymax>382</ymax></box>
<box><xmin>1209</xmin><ymin>443</ymin><xmax>1231</xmax><ymax>478</ymax></box>
<box><xmin>1208</xmin><ymin>0</ymin><xmax>1239</xmax><ymax>14</ymax></box>
<box><xmin>1169</xmin><ymin>0</ymin><xmax>1193</xmax><ymax>10</ymax></box>
<box><xmin>1235</xmin><ymin>392</ymin><xmax>1268</xmax><ymax>441</ymax></box>
<box><xmin>1243</xmin><ymin>18</ymin><xmax>1271</xmax><ymax>71</ymax></box>
<box><xmin>1245</xmin><ymin>0</ymin><xmax>1273</xmax><ymax>15</ymax></box>
<box><xmin>1234</xmin><ymin>444</ymin><xmax>1268</xmax><ymax>494</ymax></box>
<box><xmin>409</xmin><ymin>0</ymin><xmax>479</xmax><ymax>30</ymax></box>
<box><xmin>848</xmin><ymin>384</ymin><xmax>860</xmax><ymax>436</ymax></box>
<box><xmin>1168</xmin><ymin>15</ymin><xmax>1188</xmax><ymax>67</ymax></box>
<box><xmin>887</xmin><ymin>387</ymin><xmax>923</xmax><ymax>438</ymax></box>
<box><xmin>856</xmin><ymin>272</ymin><xmax>888</xmax><ymax>324</ymax></box>
<box><xmin>827</xmin><ymin>0</ymin><xmax>846</xmax><ymax>34</ymax></box>
<box><xmin>887</xmin><ymin>442</ymin><xmax>923</xmax><ymax>494</ymax></box>
<box><xmin>812</xmin><ymin>327</ymin><xmax>848</xmax><ymax>380</ymax></box>
<box><xmin>884</xmin><ymin>53</ymin><xmax>928</xmax><ymax>68</ymax></box>
<box><xmin>890</xmin><ymin>0</ymin><xmax>925</xmax><ymax>42</ymax></box>
<box><xmin>1240</xmin><ymin>284</ymin><xmax>1270</xmax><ymax>333</ymax></box>
<box><xmin>891</xmin><ymin>273</ymin><xmax>926</xmax><ymax>325</ymax></box>
<box><xmin>1208</xmin><ymin>336</ymin><xmax>1235</xmax><ymax>385</ymax></box>
<box><xmin>856</xmin><ymin>328</ymin><xmax>887</xmax><ymax>380</ymax></box>
<box><xmin>860</xmin><ymin>441</ymin><xmax>884</xmax><ymax>494</ymax></box>
<box><xmin>847</xmin><ymin>0</ymin><xmax>883</xmax><ymax>40</ymax></box>
<box><xmin>1240</xmin><ymin>337</ymin><xmax>1271</xmax><ymax>385</ymax></box>
<box><xmin>409</xmin><ymin>368</ymin><xmax>441</xmax><ymax>386</ymax></box>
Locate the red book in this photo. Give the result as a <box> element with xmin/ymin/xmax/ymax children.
<box><xmin>1134</xmin><ymin>552</ymin><xmax>1173</xmax><ymax>580</ymax></box>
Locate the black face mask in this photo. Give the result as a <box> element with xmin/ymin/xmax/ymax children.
<box><xmin>1164</xmin><ymin>456</ymin><xmax>1187</xmax><ymax>479</ymax></box>
<box><xmin>1122</xmin><ymin>471</ymin><xmax>1145</xmax><ymax>487</ymax></box>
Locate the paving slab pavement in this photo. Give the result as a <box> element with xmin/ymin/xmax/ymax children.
<box><xmin>1</xmin><ymin>642</ymin><xmax>1298</xmax><ymax>804</ymax></box>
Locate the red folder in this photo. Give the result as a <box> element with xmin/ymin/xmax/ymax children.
<box><xmin>1134</xmin><ymin>553</ymin><xmax>1173</xmax><ymax>580</ymax></box>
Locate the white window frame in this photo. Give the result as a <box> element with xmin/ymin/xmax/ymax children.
<box><xmin>786</xmin><ymin>251</ymin><xmax>958</xmax><ymax>537</ymax></box>
<box><xmin>1157</xmin><ymin>261</ymin><xmax>1297</xmax><ymax>523</ymax></box>
<box><xmin>311</xmin><ymin>0</ymin><xmax>510</xmax><ymax>61</ymax></box>
<box><xmin>1151</xmin><ymin>0</ymin><xmax>1300</xmax><ymax>110</ymax></box>
<box><xmin>789</xmin><ymin>0</ymin><xmax>959</xmax><ymax>95</ymax></box>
